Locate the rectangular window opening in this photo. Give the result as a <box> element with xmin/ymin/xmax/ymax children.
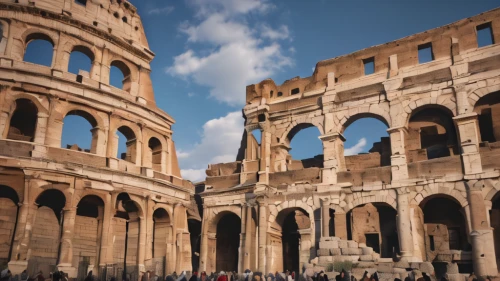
<box><xmin>270</xmin><ymin>90</ymin><xmax>274</xmax><ymax>98</ymax></box>
<box><xmin>291</xmin><ymin>88</ymin><xmax>300</xmax><ymax>95</ymax></box>
<box><xmin>429</xmin><ymin>235</ymin><xmax>435</xmax><ymax>251</ymax></box>
<box><xmin>418</xmin><ymin>42</ymin><xmax>434</xmax><ymax>64</ymax></box>
<box><xmin>277</xmin><ymin>91</ymin><xmax>283</xmax><ymax>97</ymax></box>
<box><xmin>363</xmin><ymin>57</ymin><xmax>375</xmax><ymax>75</ymax></box>
<box><xmin>365</xmin><ymin>233</ymin><xmax>380</xmax><ymax>254</ymax></box>
<box><xmin>477</xmin><ymin>22</ymin><xmax>494</xmax><ymax>48</ymax></box>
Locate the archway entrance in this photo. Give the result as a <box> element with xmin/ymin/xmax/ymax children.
<box><xmin>346</xmin><ymin>203</ymin><xmax>398</xmax><ymax>258</ymax></box>
<box><xmin>420</xmin><ymin>195</ymin><xmax>471</xmax><ymax>273</ymax></box>
<box><xmin>282</xmin><ymin>211</ymin><xmax>300</xmax><ymax>273</ymax></box>
<box><xmin>0</xmin><ymin>185</ymin><xmax>19</xmax><ymax>264</ymax></box>
<box><xmin>272</xmin><ymin>207</ymin><xmax>311</xmax><ymax>274</ymax></box>
<box><xmin>216</xmin><ymin>213</ymin><xmax>240</xmax><ymax>272</ymax></box>
<box><xmin>491</xmin><ymin>192</ymin><xmax>500</xmax><ymax>272</ymax></box>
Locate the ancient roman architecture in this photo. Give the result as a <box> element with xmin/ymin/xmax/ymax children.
<box><xmin>201</xmin><ymin>7</ymin><xmax>500</xmax><ymax>280</ymax></box>
<box><xmin>0</xmin><ymin>0</ymin><xmax>200</xmax><ymax>281</ymax></box>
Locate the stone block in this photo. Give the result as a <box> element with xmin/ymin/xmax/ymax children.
<box><xmin>419</xmin><ymin>262</ymin><xmax>434</xmax><ymax>274</ymax></box>
<box><xmin>338</xmin><ymin>240</ymin><xmax>348</xmax><ymax>248</ymax></box>
<box><xmin>355</xmin><ymin>261</ymin><xmax>376</xmax><ymax>268</ymax></box>
<box><xmin>341</xmin><ymin>248</ymin><xmax>363</xmax><ymax>255</ymax></box>
<box><xmin>320</xmin><ymin>240</ymin><xmax>339</xmax><ymax>249</ymax></box>
<box><xmin>347</xmin><ymin>241</ymin><xmax>358</xmax><ymax>248</ymax></box>
<box><xmin>446</xmin><ymin>263</ymin><xmax>459</xmax><ymax>274</ymax></box>
<box><xmin>361</xmin><ymin>247</ymin><xmax>373</xmax><ymax>255</ymax></box>
<box><xmin>359</xmin><ymin>255</ymin><xmax>374</xmax><ymax>261</ymax></box>
<box><xmin>393</xmin><ymin>259</ymin><xmax>410</xmax><ymax>268</ymax></box>
<box><xmin>317</xmin><ymin>248</ymin><xmax>330</xmax><ymax>256</ymax></box>
<box><xmin>330</xmin><ymin>248</ymin><xmax>341</xmax><ymax>256</ymax></box>
<box><xmin>377</xmin><ymin>263</ymin><xmax>394</xmax><ymax>273</ymax></box>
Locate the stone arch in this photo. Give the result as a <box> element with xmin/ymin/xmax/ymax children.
<box><xmin>270</xmin><ymin>200</ymin><xmax>315</xmax><ymax>225</ymax></box>
<box><xmin>347</xmin><ymin>191</ymin><xmax>397</xmax><ymax>212</ymax></box>
<box><xmin>34</xmin><ymin>188</ymin><xmax>67</xmax><ymax>220</ymax></box>
<box><xmin>115</xmin><ymin>192</ymin><xmax>145</xmax><ymax>218</ymax></box>
<box><xmin>72</xmin><ymin>190</ymin><xmax>107</xmax><ymax>209</ymax></box>
<box><xmin>339</xmin><ymin>109</ymin><xmax>391</xmax><ymax>133</ymax></box>
<box><xmin>411</xmin><ymin>184</ymin><xmax>468</xmax><ymax>208</ymax></box>
<box><xmin>468</xmin><ymin>84</ymin><xmax>500</xmax><ymax>110</ymax></box>
<box><xmin>113</xmin><ymin>123</ymin><xmax>140</xmax><ymax>163</ymax></box>
<box><xmin>206</xmin><ymin>207</ymin><xmax>242</xmax><ymax>233</ymax></box>
<box><xmin>403</xmin><ymin>98</ymin><xmax>457</xmax><ymax>128</ymax></box>
<box><xmin>152</xmin><ymin>207</ymin><xmax>173</xmax><ymax>261</ymax></box>
<box><xmin>21</xmin><ymin>28</ymin><xmax>58</xmax><ymax>47</ymax></box>
<box><xmin>21</xmin><ymin>30</ymin><xmax>57</xmax><ymax>67</ymax></box>
<box><xmin>6</xmin><ymin>98</ymin><xmax>38</xmax><ymax>142</ymax></box>
<box><xmin>108</xmin><ymin>58</ymin><xmax>138</xmax><ymax>92</ymax></box>
<box><xmin>6</xmin><ymin>92</ymin><xmax>49</xmax><ymax>114</ymax></box>
<box><xmin>280</xmin><ymin>120</ymin><xmax>324</xmax><ymax>146</ymax></box>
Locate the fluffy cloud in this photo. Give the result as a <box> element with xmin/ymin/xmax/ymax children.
<box><xmin>179</xmin><ymin>111</ymin><xmax>245</xmax><ymax>182</ymax></box>
<box><xmin>344</xmin><ymin>138</ymin><xmax>367</xmax><ymax>156</ymax></box>
<box><xmin>167</xmin><ymin>0</ymin><xmax>292</xmax><ymax>106</ymax></box>
<box><xmin>148</xmin><ymin>6</ymin><xmax>175</xmax><ymax>15</ymax></box>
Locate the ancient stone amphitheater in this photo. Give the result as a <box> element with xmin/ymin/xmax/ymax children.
<box><xmin>0</xmin><ymin>1</ymin><xmax>499</xmax><ymax>281</ymax></box>
<box><xmin>0</xmin><ymin>0</ymin><xmax>199</xmax><ymax>281</ymax></box>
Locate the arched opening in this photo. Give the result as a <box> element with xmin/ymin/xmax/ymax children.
<box><xmin>342</xmin><ymin>116</ymin><xmax>391</xmax><ymax>169</ymax></box>
<box><xmin>148</xmin><ymin>137</ymin><xmax>162</xmax><ymax>171</ymax></box>
<box><xmin>246</xmin><ymin>129</ymin><xmax>261</xmax><ymax>161</ymax></box>
<box><xmin>110</xmin><ymin>60</ymin><xmax>131</xmax><ymax>91</ymax></box>
<box><xmin>0</xmin><ymin>185</ymin><xmax>20</xmax><ymax>264</ymax></box>
<box><xmin>114</xmin><ymin>193</ymin><xmax>142</xmax><ymax>281</ymax></box>
<box><xmin>474</xmin><ymin>92</ymin><xmax>500</xmax><ymax>171</ymax></box>
<box><xmin>74</xmin><ymin>0</ymin><xmax>87</xmax><ymax>6</ymax></box>
<box><xmin>346</xmin><ymin>203</ymin><xmax>398</xmax><ymax>258</ymax></box>
<box><xmin>68</xmin><ymin>46</ymin><xmax>94</xmax><ymax>80</ymax></box>
<box><xmin>273</xmin><ymin>207</ymin><xmax>311</xmax><ymax>273</ymax></box>
<box><xmin>490</xmin><ymin>192</ymin><xmax>500</xmax><ymax>272</ymax></box>
<box><xmin>420</xmin><ymin>196</ymin><xmax>470</xmax><ymax>254</ymax></box>
<box><xmin>116</xmin><ymin>126</ymin><xmax>137</xmax><ymax>163</ymax></box>
<box><xmin>75</xmin><ymin>195</ymin><xmax>104</xmax><ymax>280</ymax></box>
<box><xmin>152</xmin><ymin>208</ymin><xmax>171</xmax><ymax>278</ymax></box>
<box><xmin>188</xmin><ymin>219</ymin><xmax>202</xmax><ymax>272</ymax></box>
<box><xmin>23</xmin><ymin>33</ymin><xmax>54</xmax><ymax>67</ymax></box>
<box><xmin>29</xmin><ymin>189</ymin><xmax>66</xmax><ymax>277</ymax></box>
<box><xmin>8</xmin><ymin>99</ymin><xmax>38</xmax><ymax>142</ymax></box>
<box><xmin>407</xmin><ymin>107</ymin><xmax>458</xmax><ymax>161</ymax></box>
<box><xmin>62</xmin><ymin>110</ymin><xmax>97</xmax><ymax>153</ymax></box>
<box><xmin>288</xmin><ymin>124</ymin><xmax>323</xmax><ymax>168</ymax></box>
<box><xmin>215</xmin><ymin>213</ymin><xmax>241</xmax><ymax>272</ymax></box>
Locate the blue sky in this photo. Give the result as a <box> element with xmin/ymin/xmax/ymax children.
<box><xmin>24</xmin><ymin>0</ymin><xmax>500</xmax><ymax>182</ymax></box>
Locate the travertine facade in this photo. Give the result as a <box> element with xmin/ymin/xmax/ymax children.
<box><xmin>201</xmin><ymin>8</ymin><xmax>500</xmax><ymax>280</ymax></box>
<box><xmin>0</xmin><ymin>1</ymin><xmax>200</xmax><ymax>281</ymax></box>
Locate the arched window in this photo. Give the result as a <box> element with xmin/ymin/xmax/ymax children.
<box><xmin>287</xmin><ymin>124</ymin><xmax>323</xmax><ymax>169</ymax></box>
<box><xmin>342</xmin><ymin>116</ymin><xmax>390</xmax><ymax>169</ymax></box>
<box><xmin>474</xmin><ymin>91</ymin><xmax>500</xmax><ymax>143</ymax></box>
<box><xmin>62</xmin><ymin>110</ymin><xmax>97</xmax><ymax>153</ymax></box>
<box><xmin>23</xmin><ymin>33</ymin><xmax>54</xmax><ymax>67</ymax></box>
<box><xmin>68</xmin><ymin>46</ymin><xmax>94</xmax><ymax>78</ymax></box>
<box><xmin>407</xmin><ymin>106</ymin><xmax>458</xmax><ymax>161</ymax></box>
<box><xmin>116</xmin><ymin>126</ymin><xmax>137</xmax><ymax>163</ymax></box>
<box><xmin>152</xmin><ymin>208</ymin><xmax>171</xmax><ymax>260</ymax></box>
<box><xmin>148</xmin><ymin>137</ymin><xmax>162</xmax><ymax>171</ymax></box>
<box><xmin>8</xmin><ymin>99</ymin><xmax>38</xmax><ymax>142</ymax></box>
<box><xmin>110</xmin><ymin>60</ymin><xmax>131</xmax><ymax>91</ymax></box>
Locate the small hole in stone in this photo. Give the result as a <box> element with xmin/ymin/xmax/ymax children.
<box><xmin>93</xmin><ymin>21</ymin><xmax>98</xmax><ymax>26</ymax></box>
<box><xmin>113</xmin><ymin>12</ymin><xmax>119</xmax><ymax>18</ymax></box>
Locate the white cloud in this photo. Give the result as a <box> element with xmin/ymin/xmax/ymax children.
<box><xmin>148</xmin><ymin>6</ymin><xmax>175</xmax><ymax>15</ymax></box>
<box><xmin>344</xmin><ymin>138</ymin><xmax>367</xmax><ymax>156</ymax></box>
<box><xmin>187</xmin><ymin>92</ymin><xmax>196</xmax><ymax>98</ymax></box>
<box><xmin>261</xmin><ymin>25</ymin><xmax>290</xmax><ymax>41</ymax></box>
<box><xmin>167</xmin><ymin>0</ymin><xmax>292</xmax><ymax>106</ymax></box>
<box><xmin>178</xmin><ymin>111</ymin><xmax>245</xmax><ymax>181</ymax></box>
<box><xmin>180</xmin><ymin>169</ymin><xmax>206</xmax><ymax>183</ymax></box>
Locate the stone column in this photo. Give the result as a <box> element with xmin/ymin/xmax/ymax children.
<box><xmin>99</xmin><ymin>194</ymin><xmax>113</xmax><ymax>269</ymax></box>
<box><xmin>321</xmin><ymin>200</ymin><xmax>330</xmax><ymax>237</ymax></box>
<box><xmin>91</xmin><ymin>127</ymin><xmax>107</xmax><ymax>156</ymax></box>
<box><xmin>0</xmin><ymin>109</ymin><xmax>9</xmax><ymax>139</ymax></box>
<box><xmin>454</xmin><ymin>113</ymin><xmax>483</xmax><ymax>175</ymax></box>
<box><xmin>259</xmin><ymin>129</ymin><xmax>270</xmax><ymax>184</ymax></box>
<box><xmin>258</xmin><ymin>202</ymin><xmax>267</xmax><ymax>273</ymax></box>
<box><xmin>396</xmin><ymin>192</ymin><xmax>414</xmax><ymax>259</ymax></box>
<box><xmin>8</xmin><ymin>202</ymin><xmax>36</xmax><ymax>275</ymax></box>
<box><xmin>467</xmin><ymin>184</ymin><xmax>498</xmax><ymax>276</ymax></box>
<box><xmin>199</xmin><ymin>208</ymin><xmax>208</xmax><ymax>272</ymax></box>
<box><xmin>243</xmin><ymin>205</ymin><xmax>253</xmax><ymax>270</ymax></box>
<box><xmin>34</xmin><ymin>112</ymin><xmax>48</xmax><ymax>145</ymax></box>
<box><xmin>319</xmin><ymin>133</ymin><xmax>346</xmax><ymax>185</ymax></box>
<box><xmin>137</xmin><ymin>216</ymin><xmax>147</xmax><ymax>273</ymax></box>
<box><xmin>57</xmin><ymin>207</ymin><xmax>77</xmax><ymax>278</ymax></box>
<box><xmin>388</xmin><ymin>126</ymin><xmax>409</xmax><ymax>181</ymax></box>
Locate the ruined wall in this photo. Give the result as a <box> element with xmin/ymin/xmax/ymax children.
<box><xmin>0</xmin><ymin>198</ymin><xmax>16</xmax><ymax>261</ymax></box>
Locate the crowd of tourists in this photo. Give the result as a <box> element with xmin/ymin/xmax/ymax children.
<box><xmin>0</xmin><ymin>268</ymin><xmax>496</xmax><ymax>281</ymax></box>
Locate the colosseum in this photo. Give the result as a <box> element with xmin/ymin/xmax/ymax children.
<box><xmin>200</xmin><ymin>6</ymin><xmax>500</xmax><ymax>281</ymax></box>
<box><xmin>0</xmin><ymin>0</ymin><xmax>200</xmax><ymax>281</ymax></box>
<box><xmin>0</xmin><ymin>0</ymin><xmax>499</xmax><ymax>281</ymax></box>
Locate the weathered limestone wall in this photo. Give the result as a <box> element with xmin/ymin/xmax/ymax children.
<box><xmin>73</xmin><ymin>216</ymin><xmax>99</xmax><ymax>269</ymax></box>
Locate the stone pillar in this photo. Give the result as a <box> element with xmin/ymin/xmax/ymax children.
<box><xmin>322</xmin><ymin>200</ymin><xmax>330</xmax><ymax>237</ymax></box>
<box><xmin>388</xmin><ymin>126</ymin><xmax>409</xmax><ymax>180</ymax></box>
<box><xmin>34</xmin><ymin>112</ymin><xmax>48</xmax><ymax>145</ymax></box>
<box><xmin>396</xmin><ymin>192</ymin><xmax>414</xmax><ymax>259</ymax></box>
<box><xmin>8</xmin><ymin>202</ymin><xmax>36</xmax><ymax>275</ymax></box>
<box><xmin>467</xmin><ymin>185</ymin><xmax>498</xmax><ymax>276</ymax></box>
<box><xmin>243</xmin><ymin>205</ymin><xmax>253</xmax><ymax>270</ymax></box>
<box><xmin>454</xmin><ymin>113</ymin><xmax>483</xmax><ymax>175</ymax></box>
<box><xmin>319</xmin><ymin>133</ymin><xmax>346</xmax><ymax>185</ymax></box>
<box><xmin>259</xmin><ymin>129</ymin><xmax>270</xmax><ymax>184</ymax></box>
<box><xmin>0</xmin><ymin>109</ymin><xmax>9</xmax><ymax>139</ymax></box>
<box><xmin>138</xmin><ymin>217</ymin><xmax>146</xmax><ymax>273</ymax></box>
<box><xmin>57</xmin><ymin>208</ymin><xmax>77</xmax><ymax>278</ymax></box>
<box><xmin>161</xmin><ymin>150</ymin><xmax>167</xmax><ymax>174</ymax></box>
<box><xmin>99</xmin><ymin>194</ymin><xmax>113</xmax><ymax>269</ymax></box>
<box><xmin>258</xmin><ymin>202</ymin><xmax>267</xmax><ymax>273</ymax></box>
<box><xmin>91</xmin><ymin>127</ymin><xmax>107</xmax><ymax>156</ymax></box>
